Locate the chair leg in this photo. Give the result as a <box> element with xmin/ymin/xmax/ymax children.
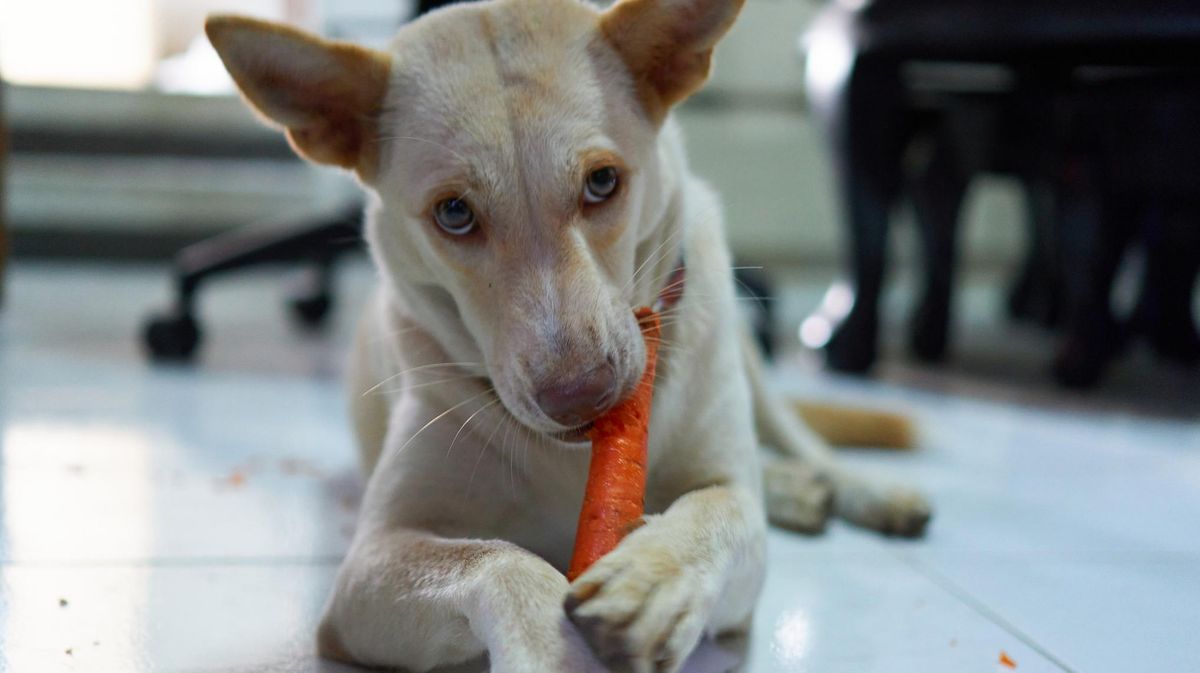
<box><xmin>1052</xmin><ymin>161</ymin><xmax>1132</xmax><ymax>388</ymax></box>
<box><xmin>1008</xmin><ymin>176</ymin><xmax>1062</xmax><ymax>327</ymax></box>
<box><xmin>1133</xmin><ymin>202</ymin><xmax>1200</xmax><ymax>365</ymax></box>
<box><xmin>142</xmin><ymin>205</ymin><xmax>362</xmax><ymax>361</ymax></box>
<box><xmin>0</xmin><ymin>80</ymin><xmax>7</xmax><ymax>308</ymax></box>
<box><xmin>908</xmin><ymin>136</ymin><xmax>968</xmax><ymax>363</ymax></box>
<box><xmin>811</xmin><ymin>172</ymin><xmax>891</xmax><ymax>373</ymax></box>
<box><xmin>288</xmin><ymin>256</ymin><xmax>338</xmax><ymax>331</ymax></box>
<box><xmin>806</xmin><ymin>54</ymin><xmax>907</xmax><ymax>374</ymax></box>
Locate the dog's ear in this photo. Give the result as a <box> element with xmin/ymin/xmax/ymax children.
<box><xmin>600</xmin><ymin>0</ymin><xmax>745</xmax><ymax>123</ymax></box>
<box><xmin>205</xmin><ymin>15</ymin><xmax>391</xmax><ymax>176</ymax></box>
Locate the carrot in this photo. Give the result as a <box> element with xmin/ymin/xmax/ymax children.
<box><xmin>567</xmin><ymin>307</ymin><xmax>661</xmax><ymax>581</ymax></box>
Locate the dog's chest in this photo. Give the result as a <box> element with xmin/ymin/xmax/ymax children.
<box><xmin>442</xmin><ymin>443</ymin><xmax>594</xmax><ymax>571</ymax></box>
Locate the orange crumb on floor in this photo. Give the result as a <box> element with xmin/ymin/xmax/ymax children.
<box><xmin>999</xmin><ymin>650</ymin><xmax>1017</xmax><ymax>669</ymax></box>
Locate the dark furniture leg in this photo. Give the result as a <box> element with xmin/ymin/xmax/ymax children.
<box><xmin>143</xmin><ymin>205</ymin><xmax>361</xmax><ymax>361</ymax></box>
<box><xmin>1133</xmin><ymin>201</ymin><xmax>1200</xmax><ymax>365</ymax></box>
<box><xmin>821</xmin><ymin>172</ymin><xmax>895</xmax><ymax>373</ymax></box>
<box><xmin>0</xmin><ymin>79</ymin><xmax>7</xmax><ymax>308</ymax></box>
<box><xmin>1008</xmin><ymin>175</ymin><xmax>1062</xmax><ymax>327</ymax></box>
<box><xmin>1052</xmin><ymin>160</ymin><xmax>1133</xmax><ymax>387</ymax></box>
<box><xmin>810</xmin><ymin>54</ymin><xmax>907</xmax><ymax>373</ymax></box>
<box><xmin>908</xmin><ymin>133</ymin><xmax>969</xmax><ymax>363</ymax></box>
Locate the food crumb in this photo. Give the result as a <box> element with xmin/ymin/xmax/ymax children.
<box><xmin>999</xmin><ymin>650</ymin><xmax>1017</xmax><ymax>669</ymax></box>
<box><xmin>65</xmin><ymin>648</ymin><xmax>73</xmax><ymax>656</ymax></box>
<box><xmin>220</xmin><ymin>470</ymin><xmax>247</xmax><ymax>488</ymax></box>
<box><xmin>58</xmin><ymin>598</ymin><xmax>68</xmax><ymax>607</ymax></box>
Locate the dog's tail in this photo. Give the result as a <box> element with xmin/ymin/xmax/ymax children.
<box><xmin>741</xmin><ymin>330</ymin><xmax>914</xmax><ymax>454</ymax></box>
<box><xmin>792</xmin><ymin>402</ymin><xmax>914</xmax><ymax>450</ymax></box>
<box><xmin>742</xmin><ymin>329</ymin><xmax>931</xmax><ymax>537</ymax></box>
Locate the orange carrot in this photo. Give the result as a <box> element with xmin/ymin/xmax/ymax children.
<box><xmin>567</xmin><ymin>307</ymin><xmax>661</xmax><ymax>581</ymax></box>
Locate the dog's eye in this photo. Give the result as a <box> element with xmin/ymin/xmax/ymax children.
<box><xmin>434</xmin><ymin>198</ymin><xmax>476</xmax><ymax>235</ymax></box>
<box><xmin>583</xmin><ymin>167</ymin><xmax>619</xmax><ymax>204</ymax></box>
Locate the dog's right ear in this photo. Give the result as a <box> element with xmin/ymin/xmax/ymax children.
<box><xmin>205</xmin><ymin>15</ymin><xmax>391</xmax><ymax>176</ymax></box>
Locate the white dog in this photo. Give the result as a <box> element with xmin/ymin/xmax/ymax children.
<box><xmin>206</xmin><ymin>1</ymin><xmax>931</xmax><ymax>671</ymax></box>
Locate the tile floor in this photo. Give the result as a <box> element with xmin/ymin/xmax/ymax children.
<box><xmin>0</xmin><ymin>261</ymin><xmax>1197</xmax><ymax>673</ymax></box>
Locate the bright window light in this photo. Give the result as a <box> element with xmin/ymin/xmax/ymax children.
<box><xmin>0</xmin><ymin>0</ymin><xmax>157</xmax><ymax>89</ymax></box>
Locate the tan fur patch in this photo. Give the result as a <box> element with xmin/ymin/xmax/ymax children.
<box><xmin>599</xmin><ymin>0</ymin><xmax>745</xmax><ymax>123</ymax></box>
<box><xmin>205</xmin><ymin>15</ymin><xmax>391</xmax><ymax>178</ymax></box>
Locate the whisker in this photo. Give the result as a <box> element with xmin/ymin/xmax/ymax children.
<box><xmin>501</xmin><ymin>417</ymin><xmax>517</xmax><ymax>497</ymax></box>
<box><xmin>623</xmin><ymin>223</ymin><xmax>687</xmax><ymax>297</ymax></box>
<box><xmin>646</xmin><ymin>296</ymin><xmax>779</xmax><ymax>326</ymax></box>
<box><xmin>731</xmin><ymin>273</ymin><xmax>770</xmax><ymax>312</ymax></box>
<box><xmin>372</xmin><ymin>374</ymin><xmax>485</xmax><ymax>396</ymax></box>
<box><xmin>622</xmin><ymin>200</ymin><xmax>729</xmax><ymax>298</ymax></box>
<box><xmin>390</xmin><ymin>388</ymin><xmax>495</xmax><ymax>457</ymax></box>
<box><xmin>445</xmin><ymin>396</ymin><xmax>501</xmax><ymax>461</ymax></box>
<box><xmin>361</xmin><ymin>361</ymin><xmax>484</xmax><ymax>396</ymax></box>
<box><xmin>466</xmin><ymin>406</ymin><xmax>510</xmax><ymax>497</ymax></box>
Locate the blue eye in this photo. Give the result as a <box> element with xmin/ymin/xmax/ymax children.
<box><xmin>434</xmin><ymin>198</ymin><xmax>476</xmax><ymax>235</ymax></box>
<box><xmin>583</xmin><ymin>167</ymin><xmax>619</xmax><ymax>204</ymax></box>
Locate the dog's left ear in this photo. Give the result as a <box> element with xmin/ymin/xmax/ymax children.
<box><xmin>600</xmin><ymin>0</ymin><xmax>745</xmax><ymax>123</ymax></box>
<box><xmin>205</xmin><ymin>14</ymin><xmax>391</xmax><ymax>177</ymax></box>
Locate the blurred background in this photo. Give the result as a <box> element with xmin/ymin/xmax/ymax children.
<box><xmin>1</xmin><ymin>1</ymin><xmax>1198</xmax><ymax>672</ymax></box>
<box><xmin>5</xmin><ymin>0</ymin><xmax>1198</xmax><ymax>404</ymax></box>
<box><xmin>3</xmin><ymin>0</ymin><xmax>1021</xmax><ymax>264</ymax></box>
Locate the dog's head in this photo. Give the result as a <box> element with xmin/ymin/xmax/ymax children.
<box><xmin>207</xmin><ymin>0</ymin><xmax>742</xmax><ymax>440</ymax></box>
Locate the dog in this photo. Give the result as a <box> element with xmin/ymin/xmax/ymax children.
<box><xmin>206</xmin><ymin>1</ymin><xmax>931</xmax><ymax>670</ymax></box>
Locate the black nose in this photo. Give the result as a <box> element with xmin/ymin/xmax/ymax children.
<box><xmin>535</xmin><ymin>363</ymin><xmax>617</xmax><ymax>427</ymax></box>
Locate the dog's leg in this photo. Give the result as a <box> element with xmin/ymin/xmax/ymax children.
<box><xmin>742</xmin><ymin>330</ymin><xmax>932</xmax><ymax>537</ymax></box>
<box><xmin>346</xmin><ymin>293</ymin><xmax>392</xmax><ymax>475</ymax></box>
<box><xmin>564</xmin><ymin>485</ymin><xmax>766</xmax><ymax>673</ymax></box>
<box><xmin>319</xmin><ymin>528</ymin><xmax>606</xmax><ymax>673</ymax></box>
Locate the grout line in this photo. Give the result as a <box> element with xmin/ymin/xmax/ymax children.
<box><xmin>896</xmin><ymin>552</ymin><xmax>1082</xmax><ymax>673</ymax></box>
<box><xmin>0</xmin><ymin>555</ymin><xmax>346</xmax><ymax>569</ymax></box>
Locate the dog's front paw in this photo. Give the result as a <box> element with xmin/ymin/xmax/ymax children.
<box><xmin>564</xmin><ymin>538</ymin><xmax>713</xmax><ymax>673</ymax></box>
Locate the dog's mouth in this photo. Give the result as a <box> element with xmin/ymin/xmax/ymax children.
<box><xmin>549</xmin><ymin>421</ymin><xmax>595</xmax><ymax>445</ymax></box>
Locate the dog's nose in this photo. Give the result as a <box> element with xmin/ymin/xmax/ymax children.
<box><xmin>536</xmin><ymin>363</ymin><xmax>617</xmax><ymax>427</ymax></box>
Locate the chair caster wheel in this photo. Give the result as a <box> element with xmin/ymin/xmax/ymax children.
<box><xmin>143</xmin><ymin>312</ymin><xmax>201</xmax><ymax>362</ymax></box>
<box><xmin>289</xmin><ymin>293</ymin><xmax>332</xmax><ymax>330</ymax></box>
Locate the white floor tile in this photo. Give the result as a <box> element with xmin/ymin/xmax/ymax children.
<box><xmin>747</xmin><ymin>531</ymin><xmax>1063</xmax><ymax>673</ymax></box>
<box><xmin>906</xmin><ymin>557</ymin><xmax>1200</xmax><ymax>673</ymax></box>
